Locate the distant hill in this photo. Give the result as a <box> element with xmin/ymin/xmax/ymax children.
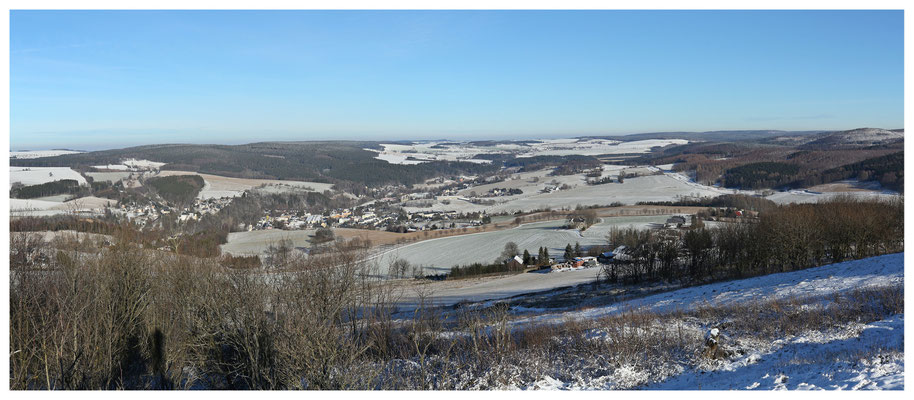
<box><xmin>800</xmin><ymin>128</ymin><xmax>904</xmax><ymax>149</ymax></box>
<box><xmin>584</xmin><ymin>130</ymin><xmax>827</xmax><ymax>143</ymax></box>
<box><xmin>8</xmin><ymin>141</ymin><xmax>497</xmax><ymax>188</ymax></box>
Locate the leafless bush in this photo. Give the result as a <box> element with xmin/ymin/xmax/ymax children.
<box><xmin>10</xmin><ymin>220</ymin><xmax>904</xmax><ymax>390</ymax></box>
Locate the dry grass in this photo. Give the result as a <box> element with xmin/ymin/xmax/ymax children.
<box><xmin>10</xmin><ymin>229</ymin><xmax>903</xmax><ymax>390</ymax></box>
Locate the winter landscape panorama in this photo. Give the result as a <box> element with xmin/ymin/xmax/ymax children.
<box><xmin>6</xmin><ymin>8</ymin><xmax>906</xmax><ymax>391</ymax></box>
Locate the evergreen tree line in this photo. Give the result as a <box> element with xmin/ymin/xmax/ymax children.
<box><xmin>10</xmin><ymin>179</ymin><xmax>83</xmax><ymax>199</ymax></box>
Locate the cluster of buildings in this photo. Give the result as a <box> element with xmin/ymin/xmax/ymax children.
<box><xmin>478</xmin><ymin>187</ymin><xmax>523</xmax><ymax>197</ymax></box>
<box><xmin>248</xmin><ymin>203</ymin><xmax>486</xmax><ymax>233</ymax></box>
<box><xmin>118</xmin><ymin>202</ymin><xmax>171</xmax><ymax>226</ymax></box>
<box><xmin>118</xmin><ymin>196</ymin><xmax>235</xmax><ymax>226</ymax></box>
<box><xmin>250</xmin><ymin>208</ymin><xmax>394</xmax><ymax>231</ymax></box>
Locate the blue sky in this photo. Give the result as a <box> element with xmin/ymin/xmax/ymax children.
<box><xmin>10</xmin><ymin>10</ymin><xmax>904</xmax><ymax>150</ymax></box>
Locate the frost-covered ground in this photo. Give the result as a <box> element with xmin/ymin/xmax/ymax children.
<box><xmin>486</xmin><ymin>174</ymin><xmax>729</xmax><ymax>214</ymax></box>
<box><xmin>90</xmin><ymin>159</ymin><xmax>164</xmax><ymax>171</ymax></box>
<box><xmin>153</xmin><ymin>170</ymin><xmax>335</xmax><ymax>200</ymax></box>
<box><xmin>519</xmin><ymin>314</ymin><xmax>903</xmax><ymax>390</ymax></box>
<box><xmin>92</xmin><ymin>164</ymin><xmax>131</xmax><ymax>170</ymax></box>
<box><xmin>10</xmin><ymin>196</ymin><xmax>116</xmax><ymax>217</ymax></box>
<box><xmin>396</xmin><ymin>267</ymin><xmax>603</xmax><ymax>307</ymax></box>
<box><xmin>10</xmin><ymin>149</ymin><xmax>83</xmax><ymax>159</ymax></box>
<box><xmin>643</xmin><ymin>315</ymin><xmax>904</xmax><ymax>390</ymax></box>
<box><xmin>514</xmin><ymin>138</ymin><xmax>688</xmax><ymax>158</ymax></box>
<box><xmin>765</xmin><ymin>189</ymin><xmax>900</xmax><ymax>205</ymax></box>
<box><xmin>9</xmin><ymin>167</ymin><xmax>87</xmax><ymax>187</ymax></box>
<box><xmin>519</xmin><ymin>253</ymin><xmax>903</xmax><ymax>325</ymax></box>
<box><xmin>370</xmin><ymin>216</ymin><xmax>667</xmax><ymax>275</ymax></box>
<box><xmin>369</xmin><ymin>139</ymin><xmax>687</xmax><ymax>165</ymax></box>
<box><xmin>220</xmin><ymin>229</ymin><xmax>317</xmax><ymax>256</ymax></box>
<box><xmin>404</xmin><ymin>169</ymin><xmax>737</xmax><ymax>214</ymax></box>
<box><xmin>84</xmin><ymin>171</ymin><xmax>133</xmax><ymax>183</ymax></box>
<box><xmin>493</xmin><ymin>253</ymin><xmax>904</xmax><ymax>390</ymax></box>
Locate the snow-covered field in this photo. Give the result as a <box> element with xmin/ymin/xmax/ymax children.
<box><xmin>10</xmin><ymin>149</ymin><xmax>82</xmax><ymax>159</ymax></box>
<box><xmin>85</xmin><ymin>171</ymin><xmax>133</xmax><ymax>183</ymax></box>
<box><xmin>371</xmin><ymin>216</ymin><xmax>668</xmax><ymax>275</ymax></box>
<box><xmin>9</xmin><ymin>167</ymin><xmax>87</xmax><ymax>187</ymax></box>
<box><xmin>9</xmin><ymin>198</ymin><xmax>63</xmax><ymax>211</ymax></box>
<box><xmin>92</xmin><ymin>164</ymin><xmax>131</xmax><ymax>170</ymax></box>
<box><xmin>516</xmin><ymin>138</ymin><xmax>688</xmax><ymax>158</ymax></box>
<box><xmin>520</xmin><ymin>253</ymin><xmax>903</xmax><ymax>325</ymax></box>
<box><xmin>153</xmin><ymin>170</ymin><xmax>335</xmax><ymax>200</ymax></box>
<box><xmin>397</xmin><ymin>267</ymin><xmax>603</xmax><ymax>306</ymax></box>
<box><xmin>370</xmin><ymin>139</ymin><xmax>687</xmax><ymax>165</ymax></box>
<box><xmin>368</xmin><ymin>143</ymin><xmax>498</xmax><ymax>165</ymax></box>
<box><xmin>404</xmin><ymin>169</ymin><xmax>738</xmax><ymax>215</ymax></box>
<box><xmin>221</xmin><ymin>229</ymin><xmax>317</xmax><ymax>256</ymax></box>
<box><xmin>10</xmin><ymin>196</ymin><xmax>116</xmax><ymax>217</ymax></box>
<box><xmin>765</xmin><ymin>189</ymin><xmax>900</xmax><ymax>205</ymax></box>
<box><xmin>122</xmin><ymin>159</ymin><xmax>166</xmax><ymax>169</ymax></box>
<box><xmin>400</xmin><ymin>161</ymin><xmax>899</xmax><ymax>214</ymax></box>
<box><xmin>508</xmin><ymin>253</ymin><xmax>904</xmax><ymax>390</ymax></box>
<box><xmin>480</xmin><ymin>174</ymin><xmax>733</xmax><ymax>214</ymax></box>
<box><xmin>89</xmin><ymin>159</ymin><xmax>166</xmax><ymax>171</ymax></box>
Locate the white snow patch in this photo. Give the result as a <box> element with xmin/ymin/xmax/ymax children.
<box><xmin>519</xmin><ymin>253</ymin><xmax>904</xmax><ymax>325</ymax></box>
<box><xmin>10</xmin><ymin>150</ymin><xmax>82</xmax><ymax>159</ymax></box>
<box><xmin>645</xmin><ymin>315</ymin><xmax>904</xmax><ymax>390</ymax></box>
<box><xmin>10</xmin><ymin>167</ymin><xmax>87</xmax><ymax>187</ymax></box>
<box><xmin>766</xmin><ymin>190</ymin><xmax>900</xmax><ymax>205</ymax></box>
<box><xmin>92</xmin><ymin>164</ymin><xmax>131</xmax><ymax>171</ymax></box>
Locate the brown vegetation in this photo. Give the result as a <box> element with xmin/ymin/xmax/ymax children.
<box><xmin>9</xmin><ymin>198</ymin><xmax>903</xmax><ymax>390</ymax></box>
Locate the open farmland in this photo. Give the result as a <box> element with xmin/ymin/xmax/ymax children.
<box><xmin>9</xmin><ymin>198</ymin><xmax>63</xmax><ymax>212</ymax></box>
<box><xmin>10</xmin><ymin>196</ymin><xmax>116</xmax><ymax>217</ymax></box>
<box><xmin>515</xmin><ymin>138</ymin><xmax>689</xmax><ymax>157</ymax></box>
<box><xmin>369</xmin><ymin>138</ymin><xmax>689</xmax><ymax>165</ymax></box>
<box><xmin>29</xmin><ymin>230</ymin><xmax>115</xmax><ymax>244</ymax></box>
<box><xmin>456</xmin><ymin>168</ymin><xmax>585</xmax><ymax>197</ymax></box>
<box><xmin>483</xmin><ymin>174</ymin><xmax>733</xmax><ymax>214</ymax></box>
<box><xmin>220</xmin><ymin>229</ymin><xmax>317</xmax><ymax>256</ymax></box>
<box><xmin>395</xmin><ymin>267</ymin><xmax>604</xmax><ymax>306</ymax></box>
<box><xmin>404</xmin><ymin>166</ymin><xmax>742</xmax><ymax>214</ymax></box>
<box><xmin>153</xmin><ymin>170</ymin><xmax>335</xmax><ymax>199</ymax></box>
<box><xmin>10</xmin><ymin>150</ymin><xmax>83</xmax><ymax>159</ymax></box>
<box><xmin>370</xmin><ymin>215</ymin><xmax>669</xmax><ymax>275</ymax></box>
<box><xmin>92</xmin><ymin>164</ymin><xmax>131</xmax><ymax>170</ymax></box>
<box><xmin>806</xmin><ymin>180</ymin><xmax>886</xmax><ymax>193</ymax></box>
<box><xmin>85</xmin><ymin>171</ymin><xmax>133</xmax><ymax>183</ymax></box>
<box><xmin>9</xmin><ymin>167</ymin><xmax>87</xmax><ymax>187</ymax></box>
<box><xmin>765</xmin><ymin>189</ymin><xmax>900</xmax><ymax>205</ymax></box>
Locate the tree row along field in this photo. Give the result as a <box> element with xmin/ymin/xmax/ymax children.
<box><xmin>9</xmin><ymin>196</ymin><xmax>903</xmax><ymax>389</ymax></box>
<box><xmin>220</xmin><ymin>206</ymin><xmax>706</xmax><ymax>257</ymax></box>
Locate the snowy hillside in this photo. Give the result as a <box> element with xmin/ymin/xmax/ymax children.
<box><xmin>10</xmin><ymin>149</ymin><xmax>83</xmax><ymax>159</ymax></box>
<box><xmin>644</xmin><ymin>314</ymin><xmax>903</xmax><ymax>390</ymax></box>
<box><xmin>500</xmin><ymin>253</ymin><xmax>904</xmax><ymax>390</ymax></box>
<box><xmin>519</xmin><ymin>253</ymin><xmax>903</xmax><ymax>325</ymax></box>
<box><xmin>803</xmin><ymin>128</ymin><xmax>904</xmax><ymax>148</ymax></box>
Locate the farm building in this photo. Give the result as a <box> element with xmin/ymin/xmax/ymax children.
<box><xmin>597</xmin><ymin>251</ymin><xmax>615</xmax><ymax>264</ymax></box>
<box><xmin>665</xmin><ymin>215</ymin><xmax>687</xmax><ymax>228</ymax></box>
<box><xmin>505</xmin><ymin>255</ymin><xmax>525</xmax><ymax>270</ymax></box>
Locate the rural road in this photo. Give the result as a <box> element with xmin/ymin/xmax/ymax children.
<box><xmin>392</xmin><ymin>267</ymin><xmax>603</xmax><ymax>308</ymax></box>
